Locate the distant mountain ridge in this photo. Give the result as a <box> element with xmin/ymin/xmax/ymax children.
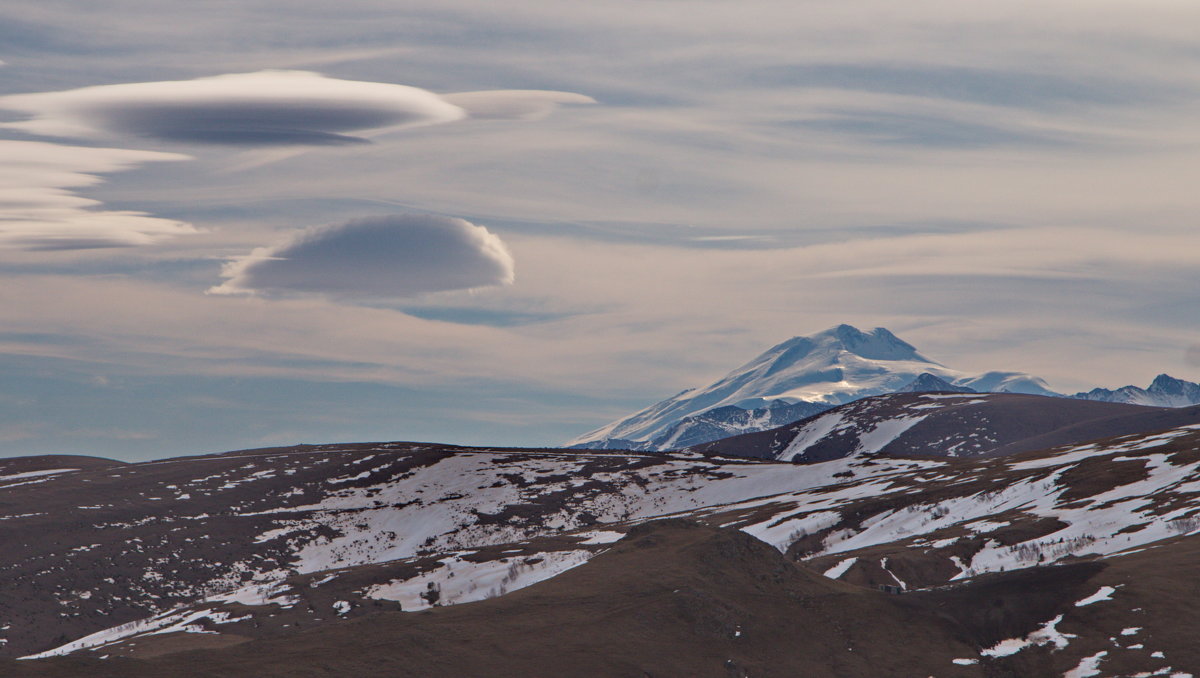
<box><xmin>1074</xmin><ymin>373</ymin><xmax>1200</xmax><ymax>407</ymax></box>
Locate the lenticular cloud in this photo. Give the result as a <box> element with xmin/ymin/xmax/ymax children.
<box><xmin>211</xmin><ymin>214</ymin><xmax>515</xmax><ymax>300</ymax></box>
<box><xmin>0</xmin><ymin>70</ymin><xmax>594</xmax><ymax>147</ymax></box>
<box><xmin>0</xmin><ymin>70</ymin><xmax>469</xmax><ymax>146</ymax></box>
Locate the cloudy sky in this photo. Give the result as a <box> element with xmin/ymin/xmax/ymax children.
<box><xmin>1</xmin><ymin>0</ymin><xmax>1198</xmax><ymax>460</ymax></box>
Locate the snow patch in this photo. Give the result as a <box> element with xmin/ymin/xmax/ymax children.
<box><xmin>780</xmin><ymin>412</ymin><xmax>845</xmax><ymax>460</ymax></box>
<box><xmin>742</xmin><ymin>510</ymin><xmax>840</xmax><ymax>552</ymax></box>
<box><xmin>980</xmin><ymin>615</ymin><xmax>1074</xmax><ymax>658</ymax></box>
<box><xmin>1063</xmin><ymin>650</ymin><xmax>1107</xmax><ymax>678</ymax></box>
<box><xmin>880</xmin><ymin>557</ymin><xmax>907</xmax><ymax>590</ymax></box>
<box><xmin>823</xmin><ymin>557</ymin><xmax>857</xmax><ymax>579</ymax></box>
<box><xmin>19</xmin><ymin>607</ymin><xmax>247</xmax><ymax>659</ymax></box>
<box><xmin>853</xmin><ymin>415</ymin><xmax>927</xmax><ymax>455</ymax></box>
<box><xmin>576</xmin><ymin>530</ymin><xmax>625</xmax><ymax>545</ymax></box>
<box><xmin>207</xmin><ymin>581</ymin><xmax>298</xmax><ymax>608</ymax></box>
<box><xmin>1075</xmin><ymin>586</ymin><xmax>1117</xmax><ymax>607</ymax></box>
<box><xmin>0</xmin><ymin>468</ymin><xmax>78</xmax><ymax>482</ymax></box>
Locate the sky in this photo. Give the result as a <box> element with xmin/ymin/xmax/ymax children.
<box><xmin>1</xmin><ymin>0</ymin><xmax>1198</xmax><ymax>461</ymax></box>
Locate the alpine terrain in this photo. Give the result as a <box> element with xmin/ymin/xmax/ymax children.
<box><xmin>4</xmin><ymin>411</ymin><xmax>1200</xmax><ymax>676</ymax></box>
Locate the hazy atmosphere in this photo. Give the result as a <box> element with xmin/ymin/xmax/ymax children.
<box><xmin>2</xmin><ymin>0</ymin><xmax>1198</xmax><ymax>461</ymax></box>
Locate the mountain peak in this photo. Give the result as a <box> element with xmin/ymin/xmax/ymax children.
<box><xmin>1149</xmin><ymin>373</ymin><xmax>1187</xmax><ymax>392</ymax></box>
<box><xmin>754</xmin><ymin>325</ymin><xmax>924</xmax><ymax>379</ymax></box>
<box><xmin>819</xmin><ymin>324</ymin><xmax>922</xmax><ymax>362</ymax></box>
<box><xmin>896</xmin><ymin>372</ymin><xmax>976</xmax><ymax>394</ymax></box>
<box><xmin>832</xmin><ymin>322</ymin><xmax>865</xmax><ymax>338</ymax></box>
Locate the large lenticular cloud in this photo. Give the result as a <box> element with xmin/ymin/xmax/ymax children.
<box><xmin>0</xmin><ymin>70</ymin><xmax>594</xmax><ymax>147</ymax></box>
<box><xmin>211</xmin><ymin>214</ymin><xmax>515</xmax><ymax>300</ymax></box>
<box><xmin>0</xmin><ymin>71</ymin><xmax>467</xmax><ymax>146</ymax></box>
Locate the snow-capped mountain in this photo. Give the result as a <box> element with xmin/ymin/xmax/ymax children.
<box><xmin>569</xmin><ymin>324</ymin><xmax>1056</xmax><ymax>451</ymax></box>
<box><xmin>1074</xmin><ymin>373</ymin><xmax>1200</xmax><ymax>408</ymax></box>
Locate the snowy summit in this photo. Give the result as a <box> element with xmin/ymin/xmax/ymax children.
<box><xmin>568</xmin><ymin>324</ymin><xmax>1055</xmax><ymax>451</ymax></box>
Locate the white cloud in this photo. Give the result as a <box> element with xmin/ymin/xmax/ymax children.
<box><xmin>0</xmin><ymin>139</ymin><xmax>194</xmax><ymax>250</ymax></box>
<box><xmin>211</xmin><ymin>213</ymin><xmax>515</xmax><ymax>300</ymax></box>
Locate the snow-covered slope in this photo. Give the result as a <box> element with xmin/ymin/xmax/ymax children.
<box><xmin>1074</xmin><ymin>374</ymin><xmax>1200</xmax><ymax>407</ymax></box>
<box><xmin>584</xmin><ymin>400</ymin><xmax>832</xmax><ymax>452</ymax></box>
<box><xmin>569</xmin><ymin>324</ymin><xmax>1056</xmax><ymax>450</ymax></box>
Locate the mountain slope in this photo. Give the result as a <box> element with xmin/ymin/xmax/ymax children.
<box><xmin>5</xmin><ymin>422</ymin><xmax>1200</xmax><ymax>675</ymax></box>
<box><xmin>1</xmin><ymin>520</ymin><xmax>1130</xmax><ymax>678</ymax></box>
<box><xmin>570</xmin><ymin>324</ymin><xmax>1055</xmax><ymax>450</ymax></box>
<box><xmin>697</xmin><ymin>392</ymin><xmax>1199</xmax><ymax>462</ymax></box>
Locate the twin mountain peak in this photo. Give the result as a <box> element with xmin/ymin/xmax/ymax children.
<box><xmin>569</xmin><ymin>323</ymin><xmax>1200</xmax><ymax>451</ymax></box>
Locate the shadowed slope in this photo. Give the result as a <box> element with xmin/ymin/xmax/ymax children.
<box><xmin>697</xmin><ymin>392</ymin><xmax>1194</xmax><ymax>461</ymax></box>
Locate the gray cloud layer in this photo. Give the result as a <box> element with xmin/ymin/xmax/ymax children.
<box><xmin>2</xmin><ymin>0</ymin><xmax>1200</xmax><ymax>457</ymax></box>
<box><xmin>211</xmin><ymin>214</ymin><xmax>515</xmax><ymax>299</ymax></box>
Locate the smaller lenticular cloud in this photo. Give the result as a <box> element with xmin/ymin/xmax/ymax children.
<box><xmin>0</xmin><ymin>70</ymin><xmax>593</xmax><ymax>146</ymax></box>
<box><xmin>442</xmin><ymin>90</ymin><xmax>597</xmax><ymax>120</ymax></box>
<box><xmin>211</xmin><ymin>214</ymin><xmax>515</xmax><ymax>300</ymax></box>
